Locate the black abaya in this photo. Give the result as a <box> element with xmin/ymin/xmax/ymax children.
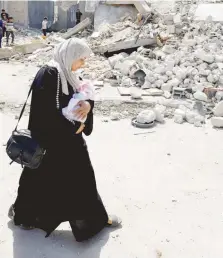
<box><xmin>13</xmin><ymin>66</ymin><xmax>108</xmax><ymax>242</ymax></box>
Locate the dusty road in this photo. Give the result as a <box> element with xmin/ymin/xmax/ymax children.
<box><xmin>0</xmin><ymin>111</ymin><xmax>223</xmax><ymax>258</ymax></box>
<box><xmin>0</xmin><ymin>61</ymin><xmax>223</xmax><ymax>258</ymax></box>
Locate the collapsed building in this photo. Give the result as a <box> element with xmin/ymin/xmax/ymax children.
<box><xmin>1</xmin><ymin>0</ymin><xmax>223</xmax><ymax>128</ymax></box>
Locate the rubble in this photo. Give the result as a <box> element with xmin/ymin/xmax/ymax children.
<box><xmin>62</xmin><ymin>18</ymin><xmax>92</xmax><ymax>40</ymax></box>
<box><xmin>1</xmin><ymin>1</ymin><xmax>223</xmax><ymax>130</ymax></box>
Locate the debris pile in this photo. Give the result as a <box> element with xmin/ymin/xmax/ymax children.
<box><xmin>2</xmin><ymin>1</ymin><xmax>223</xmax><ymax>129</ymax></box>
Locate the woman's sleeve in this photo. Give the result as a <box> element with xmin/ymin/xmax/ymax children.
<box><xmin>29</xmin><ymin>67</ymin><xmax>82</xmax><ymax>147</ymax></box>
<box><xmin>83</xmin><ymin>100</ymin><xmax>94</xmax><ymax>136</ymax></box>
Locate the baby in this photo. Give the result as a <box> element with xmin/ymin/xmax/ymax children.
<box><xmin>62</xmin><ymin>80</ymin><xmax>94</xmax><ymax>123</ymax></box>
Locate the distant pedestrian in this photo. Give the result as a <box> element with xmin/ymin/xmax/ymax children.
<box><xmin>5</xmin><ymin>17</ymin><xmax>15</xmax><ymax>46</ymax></box>
<box><xmin>1</xmin><ymin>9</ymin><xmax>9</xmax><ymax>20</ymax></box>
<box><xmin>76</xmin><ymin>8</ymin><xmax>82</xmax><ymax>25</ymax></box>
<box><xmin>42</xmin><ymin>17</ymin><xmax>48</xmax><ymax>38</ymax></box>
<box><xmin>1</xmin><ymin>13</ymin><xmax>7</xmax><ymax>37</ymax></box>
<box><xmin>0</xmin><ymin>19</ymin><xmax>3</xmax><ymax>48</ymax></box>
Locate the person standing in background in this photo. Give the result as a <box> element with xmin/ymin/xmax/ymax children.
<box><xmin>1</xmin><ymin>9</ymin><xmax>9</xmax><ymax>20</ymax></box>
<box><xmin>42</xmin><ymin>17</ymin><xmax>48</xmax><ymax>38</ymax></box>
<box><xmin>76</xmin><ymin>8</ymin><xmax>82</xmax><ymax>25</ymax></box>
<box><xmin>1</xmin><ymin>13</ymin><xmax>7</xmax><ymax>37</ymax></box>
<box><xmin>5</xmin><ymin>17</ymin><xmax>15</xmax><ymax>46</ymax></box>
<box><xmin>0</xmin><ymin>19</ymin><xmax>3</xmax><ymax>48</ymax></box>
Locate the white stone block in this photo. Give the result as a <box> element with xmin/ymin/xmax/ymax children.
<box><xmin>108</xmin><ymin>54</ymin><xmax>125</xmax><ymax>68</ymax></box>
<box><xmin>167</xmin><ymin>25</ymin><xmax>175</xmax><ymax>34</ymax></box>
<box><xmin>160</xmin><ymin>75</ymin><xmax>169</xmax><ymax>83</ymax></box>
<box><xmin>130</xmin><ymin>87</ymin><xmax>142</xmax><ymax>99</ymax></box>
<box><xmin>110</xmin><ymin>112</ymin><xmax>120</xmax><ymax>121</ymax></box>
<box><xmin>194</xmin><ymin>91</ymin><xmax>208</xmax><ymax>102</ymax></box>
<box><xmin>174</xmin><ymin>14</ymin><xmax>181</xmax><ymax>24</ymax></box>
<box><xmin>194</xmin><ymin>115</ymin><xmax>205</xmax><ymax>127</ymax></box>
<box><xmin>154</xmin><ymin>80</ymin><xmax>164</xmax><ymax>88</ymax></box>
<box><xmin>211</xmin><ymin>116</ymin><xmax>223</xmax><ymax>127</ymax></box>
<box><xmin>136</xmin><ymin>110</ymin><xmax>156</xmax><ymax>124</ymax></box>
<box><xmin>174</xmin><ymin>114</ymin><xmax>184</xmax><ymax>124</ymax></box>
<box><xmin>154</xmin><ymin>67</ymin><xmax>165</xmax><ymax>75</ymax></box>
<box><xmin>162</xmin><ymin>45</ymin><xmax>176</xmax><ymax>54</ymax></box>
<box><xmin>166</xmin><ymin>71</ymin><xmax>173</xmax><ymax>77</ymax></box>
<box><xmin>185</xmin><ymin>111</ymin><xmax>196</xmax><ymax>124</ymax></box>
<box><xmin>170</xmin><ymin>78</ymin><xmax>180</xmax><ymax>87</ymax></box>
<box><xmin>215</xmin><ymin>56</ymin><xmax>223</xmax><ymax>62</ymax></box>
<box><xmin>213</xmin><ymin>100</ymin><xmax>223</xmax><ymax>116</ymax></box>
<box><xmin>216</xmin><ymin>91</ymin><xmax>223</xmax><ymax>102</ymax></box>
<box><xmin>161</xmin><ymin>83</ymin><xmax>172</xmax><ymax>92</ymax></box>
<box><xmin>115</xmin><ymin>60</ymin><xmax>135</xmax><ymax>76</ymax></box>
<box><xmin>146</xmin><ymin>88</ymin><xmax>163</xmax><ymax>96</ymax></box>
<box><xmin>142</xmin><ymin>81</ymin><xmax>152</xmax><ymax>89</ymax></box>
<box><xmin>153</xmin><ymin>106</ymin><xmax>165</xmax><ymax>123</ymax></box>
<box><xmin>195</xmin><ymin>50</ymin><xmax>215</xmax><ymax>64</ymax></box>
<box><xmin>207</xmin><ymin>74</ymin><xmax>219</xmax><ymax>83</ymax></box>
<box><xmin>164</xmin><ymin>91</ymin><xmax>171</xmax><ymax>99</ymax></box>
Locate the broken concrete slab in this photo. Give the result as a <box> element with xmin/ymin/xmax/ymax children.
<box><xmin>146</xmin><ymin>88</ymin><xmax>163</xmax><ymax>96</ymax></box>
<box><xmin>194</xmin><ymin>4</ymin><xmax>223</xmax><ymax>22</ymax></box>
<box><xmin>63</xmin><ymin>18</ymin><xmax>92</xmax><ymax>39</ymax></box>
<box><xmin>0</xmin><ymin>49</ymin><xmax>14</xmax><ymax>60</ymax></box>
<box><xmin>14</xmin><ymin>42</ymin><xmax>47</xmax><ymax>55</ymax></box>
<box><xmin>117</xmin><ymin>87</ymin><xmax>150</xmax><ymax>96</ymax></box>
<box><xmin>94</xmin><ymin>37</ymin><xmax>156</xmax><ymax>54</ymax></box>
<box><xmin>134</xmin><ymin>1</ymin><xmax>151</xmax><ymax>15</ymax></box>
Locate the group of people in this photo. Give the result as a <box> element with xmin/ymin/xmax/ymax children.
<box><xmin>0</xmin><ymin>9</ymin><xmax>15</xmax><ymax>48</ymax></box>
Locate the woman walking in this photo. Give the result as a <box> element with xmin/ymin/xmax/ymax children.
<box><xmin>8</xmin><ymin>38</ymin><xmax>121</xmax><ymax>242</ymax></box>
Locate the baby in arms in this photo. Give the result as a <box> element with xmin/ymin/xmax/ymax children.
<box><xmin>62</xmin><ymin>80</ymin><xmax>94</xmax><ymax>123</ymax></box>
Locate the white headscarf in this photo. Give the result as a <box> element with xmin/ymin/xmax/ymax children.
<box><xmin>48</xmin><ymin>38</ymin><xmax>92</xmax><ymax>95</ymax></box>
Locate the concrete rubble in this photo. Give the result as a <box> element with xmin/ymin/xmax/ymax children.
<box><xmin>1</xmin><ymin>0</ymin><xmax>223</xmax><ymax>129</ymax></box>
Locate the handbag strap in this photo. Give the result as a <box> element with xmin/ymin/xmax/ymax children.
<box><xmin>14</xmin><ymin>84</ymin><xmax>33</xmax><ymax>132</ymax></box>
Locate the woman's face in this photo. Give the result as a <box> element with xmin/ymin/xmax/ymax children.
<box><xmin>71</xmin><ymin>58</ymin><xmax>85</xmax><ymax>72</ymax></box>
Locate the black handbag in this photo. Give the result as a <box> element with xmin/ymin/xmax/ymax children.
<box><xmin>6</xmin><ymin>84</ymin><xmax>45</xmax><ymax>169</ymax></box>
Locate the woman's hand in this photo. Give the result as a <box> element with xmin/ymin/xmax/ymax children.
<box><xmin>73</xmin><ymin>100</ymin><xmax>91</xmax><ymax>121</ymax></box>
<box><xmin>76</xmin><ymin>123</ymin><xmax>85</xmax><ymax>134</ymax></box>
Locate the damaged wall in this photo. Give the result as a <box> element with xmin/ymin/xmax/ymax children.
<box><xmin>0</xmin><ymin>0</ymin><xmax>54</xmax><ymax>29</ymax></box>
<box><xmin>51</xmin><ymin>1</ymin><xmax>78</xmax><ymax>31</ymax></box>
<box><xmin>28</xmin><ymin>1</ymin><xmax>54</xmax><ymax>29</ymax></box>
<box><xmin>79</xmin><ymin>1</ymin><xmax>94</xmax><ymax>22</ymax></box>
<box><xmin>0</xmin><ymin>1</ymin><xmax>29</xmax><ymax>27</ymax></box>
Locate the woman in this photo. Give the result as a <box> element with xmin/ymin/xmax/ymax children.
<box><xmin>8</xmin><ymin>38</ymin><xmax>121</xmax><ymax>242</ymax></box>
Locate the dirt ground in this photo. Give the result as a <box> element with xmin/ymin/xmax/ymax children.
<box><xmin>0</xmin><ymin>61</ymin><xmax>223</xmax><ymax>258</ymax></box>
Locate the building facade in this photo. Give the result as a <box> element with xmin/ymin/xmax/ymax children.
<box><xmin>0</xmin><ymin>0</ymin><xmax>80</xmax><ymax>31</ymax></box>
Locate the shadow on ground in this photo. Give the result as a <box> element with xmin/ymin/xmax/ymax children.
<box><xmin>8</xmin><ymin>221</ymin><xmax>116</xmax><ymax>258</ymax></box>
